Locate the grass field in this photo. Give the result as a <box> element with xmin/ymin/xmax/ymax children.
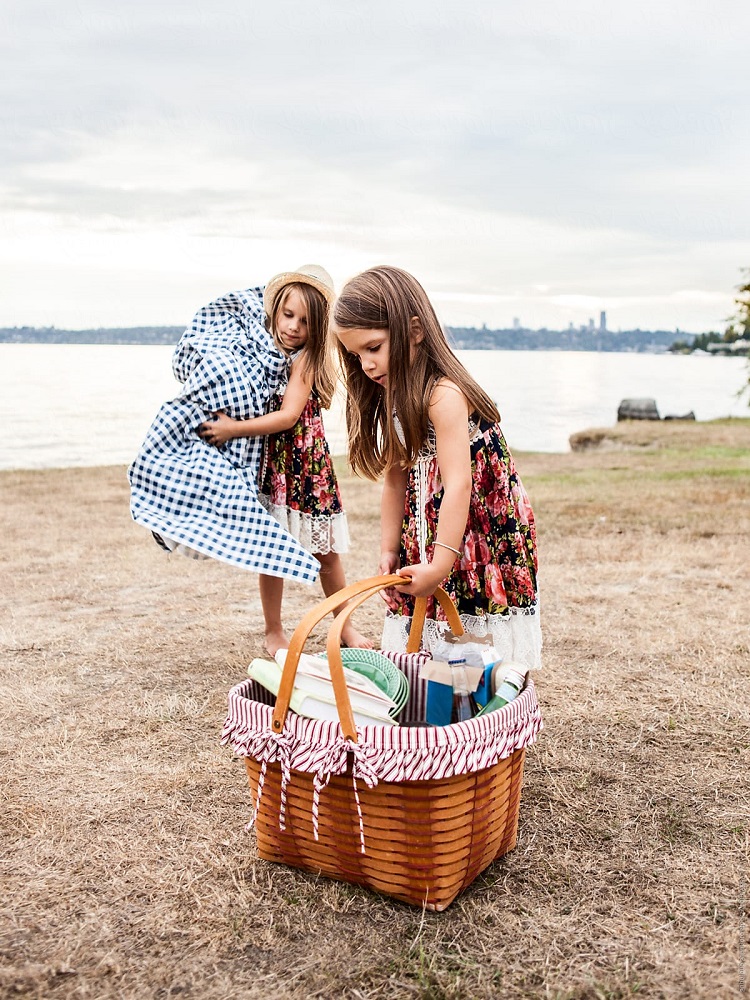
<box><xmin>1</xmin><ymin>419</ymin><xmax>749</xmax><ymax>998</ymax></box>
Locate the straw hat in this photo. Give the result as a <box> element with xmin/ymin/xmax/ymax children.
<box><xmin>263</xmin><ymin>264</ymin><xmax>335</xmax><ymax>315</ymax></box>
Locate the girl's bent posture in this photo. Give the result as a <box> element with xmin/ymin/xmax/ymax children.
<box><xmin>332</xmin><ymin>265</ymin><xmax>541</xmax><ymax>668</ymax></box>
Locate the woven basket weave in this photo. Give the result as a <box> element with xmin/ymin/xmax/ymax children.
<box><xmin>223</xmin><ymin>575</ymin><xmax>541</xmax><ymax>911</ymax></box>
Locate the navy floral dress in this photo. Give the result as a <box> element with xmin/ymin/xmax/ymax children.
<box><xmin>258</xmin><ymin>386</ymin><xmax>350</xmax><ymax>556</ymax></box>
<box><xmin>381</xmin><ymin>415</ymin><xmax>542</xmax><ymax>668</ymax></box>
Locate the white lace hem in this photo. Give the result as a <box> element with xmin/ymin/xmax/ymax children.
<box><xmin>259</xmin><ymin>497</ymin><xmax>350</xmax><ymax>555</ymax></box>
<box><xmin>381</xmin><ymin>603</ymin><xmax>543</xmax><ymax>670</ymax></box>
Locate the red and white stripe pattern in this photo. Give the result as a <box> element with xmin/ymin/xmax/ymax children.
<box><xmin>222</xmin><ymin>664</ymin><xmax>543</xmax><ymax>850</ymax></box>
<box><xmin>377</xmin><ymin>650</ymin><xmax>431</xmax><ymax>724</ymax></box>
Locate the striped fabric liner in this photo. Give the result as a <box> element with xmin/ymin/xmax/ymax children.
<box><xmin>223</xmin><ymin>651</ymin><xmax>543</xmax><ymax>851</ymax></box>
<box><xmin>222</xmin><ymin>648</ymin><xmax>543</xmax><ymax>850</ymax></box>
<box><xmin>222</xmin><ymin>674</ymin><xmax>542</xmax><ymax>784</ymax></box>
<box><xmin>377</xmin><ymin>650</ymin><xmax>431</xmax><ymax>725</ymax></box>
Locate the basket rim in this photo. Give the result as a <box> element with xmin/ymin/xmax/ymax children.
<box><xmin>222</xmin><ymin>675</ymin><xmax>542</xmax><ymax>785</ymax></box>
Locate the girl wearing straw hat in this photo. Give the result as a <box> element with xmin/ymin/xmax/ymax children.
<box><xmin>197</xmin><ymin>265</ymin><xmax>371</xmax><ymax>655</ymax></box>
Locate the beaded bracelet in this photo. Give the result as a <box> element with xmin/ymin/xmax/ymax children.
<box><xmin>434</xmin><ymin>541</ymin><xmax>462</xmax><ymax>558</ymax></box>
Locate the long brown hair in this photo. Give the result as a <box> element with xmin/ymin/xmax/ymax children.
<box><xmin>266</xmin><ymin>282</ymin><xmax>335</xmax><ymax>408</ymax></box>
<box><xmin>332</xmin><ymin>265</ymin><xmax>500</xmax><ymax>479</ymax></box>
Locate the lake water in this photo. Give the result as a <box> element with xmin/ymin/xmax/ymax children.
<box><xmin>2</xmin><ymin>343</ymin><xmax>747</xmax><ymax>470</ymax></box>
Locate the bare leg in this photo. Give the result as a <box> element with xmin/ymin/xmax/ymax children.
<box><xmin>316</xmin><ymin>552</ymin><xmax>374</xmax><ymax>649</ymax></box>
<box><xmin>258</xmin><ymin>573</ymin><xmax>289</xmax><ymax>656</ymax></box>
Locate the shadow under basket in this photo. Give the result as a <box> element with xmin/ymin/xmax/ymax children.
<box><xmin>245</xmin><ymin>747</ymin><xmax>526</xmax><ymax>911</ymax></box>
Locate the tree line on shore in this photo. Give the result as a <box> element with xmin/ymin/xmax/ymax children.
<box><xmin>670</xmin><ymin>270</ymin><xmax>750</xmax><ymax>356</ymax></box>
<box><xmin>0</xmin><ymin>323</ymin><xmax>688</xmax><ymax>353</ymax></box>
<box><xmin>2</xmin><ymin>270</ymin><xmax>748</xmax><ymax>365</ymax></box>
<box><xmin>0</xmin><ymin>326</ymin><xmax>185</xmax><ymax>345</ymax></box>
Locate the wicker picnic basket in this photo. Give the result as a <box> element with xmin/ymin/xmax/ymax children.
<box><xmin>222</xmin><ymin>575</ymin><xmax>542</xmax><ymax>911</ymax></box>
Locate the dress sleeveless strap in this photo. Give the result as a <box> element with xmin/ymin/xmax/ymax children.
<box><xmin>416</xmin><ymin>455</ymin><xmax>429</xmax><ymax>562</ymax></box>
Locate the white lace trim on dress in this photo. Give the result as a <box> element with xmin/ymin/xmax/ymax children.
<box><xmin>381</xmin><ymin>603</ymin><xmax>543</xmax><ymax>671</ymax></box>
<box><xmin>259</xmin><ymin>497</ymin><xmax>350</xmax><ymax>555</ymax></box>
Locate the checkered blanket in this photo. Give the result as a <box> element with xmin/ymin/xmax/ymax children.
<box><xmin>128</xmin><ymin>287</ymin><xmax>320</xmax><ymax>583</ymax></box>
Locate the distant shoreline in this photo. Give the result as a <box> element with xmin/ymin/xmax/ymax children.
<box><xmin>0</xmin><ymin>327</ymin><xmax>184</xmax><ymax>346</ymax></box>
<box><xmin>1</xmin><ymin>324</ymin><xmax>696</xmax><ymax>353</ymax></box>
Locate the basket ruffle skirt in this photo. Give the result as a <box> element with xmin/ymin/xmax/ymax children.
<box><xmin>222</xmin><ymin>652</ymin><xmax>542</xmax><ymax>910</ymax></box>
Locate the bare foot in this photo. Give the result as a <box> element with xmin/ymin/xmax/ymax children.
<box><xmin>264</xmin><ymin>628</ymin><xmax>290</xmax><ymax>658</ymax></box>
<box><xmin>340</xmin><ymin>623</ymin><xmax>374</xmax><ymax>650</ymax></box>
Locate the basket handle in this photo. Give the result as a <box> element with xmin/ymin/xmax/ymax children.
<box><xmin>271</xmin><ymin>574</ymin><xmax>463</xmax><ymax>740</ymax></box>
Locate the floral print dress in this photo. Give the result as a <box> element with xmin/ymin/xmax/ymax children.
<box><xmin>381</xmin><ymin>415</ymin><xmax>542</xmax><ymax>668</ymax></box>
<box><xmin>258</xmin><ymin>369</ymin><xmax>349</xmax><ymax>556</ymax></box>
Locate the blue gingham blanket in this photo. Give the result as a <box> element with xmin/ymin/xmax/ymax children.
<box><xmin>128</xmin><ymin>287</ymin><xmax>320</xmax><ymax>583</ymax></box>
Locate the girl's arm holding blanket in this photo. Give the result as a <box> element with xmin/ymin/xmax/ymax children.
<box><xmin>197</xmin><ymin>357</ymin><xmax>312</xmax><ymax>446</ymax></box>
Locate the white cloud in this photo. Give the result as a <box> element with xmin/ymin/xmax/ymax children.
<box><xmin>1</xmin><ymin>0</ymin><xmax>749</xmax><ymax>331</ymax></box>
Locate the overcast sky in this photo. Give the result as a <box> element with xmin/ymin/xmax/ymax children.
<box><xmin>2</xmin><ymin>0</ymin><xmax>749</xmax><ymax>333</ymax></box>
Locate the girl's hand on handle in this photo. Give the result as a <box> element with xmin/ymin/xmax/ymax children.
<box><xmin>395</xmin><ymin>562</ymin><xmax>447</xmax><ymax>598</ymax></box>
<box><xmin>378</xmin><ymin>550</ymin><xmax>400</xmax><ymax>576</ymax></box>
<box><xmin>378</xmin><ymin>550</ymin><xmax>401</xmax><ymax>603</ymax></box>
<box><xmin>197</xmin><ymin>411</ymin><xmax>237</xmax><ymax>447</ymax></box>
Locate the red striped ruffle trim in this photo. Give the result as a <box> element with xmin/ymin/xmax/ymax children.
<box><xmin>222</xmin><ymin>671</ymin><xmax>542</xmax><ymax>853</ymax></box>
<box><xmin>221</xmin><ymin>676</ymin><xmax>542</xmax><ymax>783</ymax></box>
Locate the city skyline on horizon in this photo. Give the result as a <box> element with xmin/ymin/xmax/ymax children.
<box><xmin>0</xmin><ymin>311</ymin><xmax>702</xmax><ymax>339</ymax></box>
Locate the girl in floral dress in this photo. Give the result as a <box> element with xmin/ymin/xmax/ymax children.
<box><xmin>198</xmin><ymin>265</ymin><xmax>370</xmax><ymax>655</ymax></box>
<box><xmin>331</xmin><ymin>265</ymin><xmax>541</xmax><ymax>668</ymax></box>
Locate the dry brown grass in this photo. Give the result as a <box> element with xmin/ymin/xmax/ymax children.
<box><xmin>2</xmin><ymin>419</ymin><xmax>749</xmax><ymax>999</ymax></box>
